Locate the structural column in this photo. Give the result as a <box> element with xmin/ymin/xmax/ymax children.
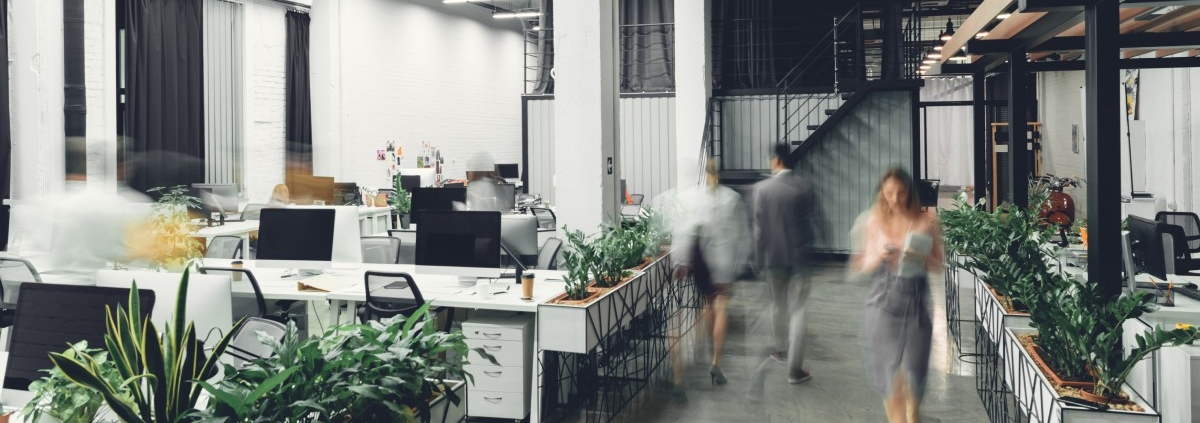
<box><xmin>553</xmin><ymin>0</ymin><xmax>621</xmax><ymax>232</ymax></box>
<box><xmin>1086</xmin><ymin>0</ymin><xmax>1121</xmax><ymax>298</ymax></box>
<box><xmin>674</xmin><ymin>0</ymin><xmax>711</xmax><ymax>190</ymax></box>
<box><xmin>1008</xmin><ymin>48</ymin><xmax>1029</xmax><ymax>208</ymax></box>
<box><xmin>973</xmin><ymin>73</ymin><xmax>988</xmax><ymax>205</ymax></box>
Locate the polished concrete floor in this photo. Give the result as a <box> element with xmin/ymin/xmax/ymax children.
<box><xmin>601</xmin><ymin>260</ymin><xmax>987</xmax><ymax>423</ymax></box>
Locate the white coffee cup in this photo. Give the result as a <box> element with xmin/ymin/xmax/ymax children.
<box><xmin>476</xmin><ymin>279</ymin><xmax>492</xmax><ymax>299</ymax></box>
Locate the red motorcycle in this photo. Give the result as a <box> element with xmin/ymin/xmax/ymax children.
<box><xmin>1037</xmin><ymin>174</ymin><xmax>1084</xmax><ymax>245</ymax></box>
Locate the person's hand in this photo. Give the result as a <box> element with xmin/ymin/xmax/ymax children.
<box><xmin>673</xmin><ymin>265</ymin><xmax>690</xmax><ymax>280</ymax></box>
<box><xmin>880</xmin><ymin>244</ymin><xmax>899</xmax><ymax>262</ymax></box>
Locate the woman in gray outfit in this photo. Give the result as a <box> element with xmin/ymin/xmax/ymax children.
<box><xmin>850</xmin><ymin>168</ymin><xmax>943</xmax><ymax>423</ymax></box>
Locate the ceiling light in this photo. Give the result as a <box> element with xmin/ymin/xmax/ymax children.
<box><xmin>920</xmin><ymin>64</ymin><xmax>932</xmax><ymax>70</ymax></box>
<box><xmin>532</xmin><ymin>25</ymin><xmax>541</xmax><ymax>31</ymax></box>
<box><xmin>923</xmin><ymin>58</ymin><xmax>935</xmax><ymax>64</ymax></box>
<box><xmin>997</xmin><ymin>13</ymin><xmax>1011</xmax><ymax>20</ymax></box>
<box><xmin>494</xmin><ymin>11</ymin><xmax>541</xmax><ymax>19</ymax></box>
<box><xmin>940</xmin><ymin>18</ymin><xmax>955</xmax><ymax>41</ymax></box>
<box><xmin>443</xmin><ymin>0</ymin><xmax>471</xmax><ymax>3</ymax></box>
<box><xmin>928</xmin><ymin>52</ymin><xmax>943</xmax><ymax>59</ymax></box>
<box><xmin>977</xmin><ymin>31</ymin><xmax>989</xmax><ymax>38</ymax></box>
<box><xmin>934</xmin><ymin>45</ymin><xmax>943</xmax><ymax>51</ymax></box>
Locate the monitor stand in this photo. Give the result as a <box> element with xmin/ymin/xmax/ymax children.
<box><xmin>456</xmin><ymin>276</ymin><xmax>482</xmax><ymax>286</ymax></box>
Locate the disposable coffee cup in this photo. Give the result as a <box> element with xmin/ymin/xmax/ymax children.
<box><xmin>521</xmin><ymin>273</ymin><xmax>535</xmax><ymax>300</ymax></box>
<box><xmin>476</xmin><ymin>279</ymin><xmax>492</xmax><ymax>299</ymax></box>
<box><xmin>231</xmin><ymin>260</ymin><xmax>243</xmax><ymax>281</ymax></box>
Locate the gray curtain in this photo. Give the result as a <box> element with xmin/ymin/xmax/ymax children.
<box><xmin>713</xmin><ymin>0</ymin><xmax>776</xmax><ymax>89</ymax></box>
<box><xmin>620</xmin><ymin>0</ymin><xmax>674</xmax><ymax>92</ymax></box>
<box><xmin>530</xmin><ymin>0</ymin><xmax>554</xmax><ymax>94</ymax></box>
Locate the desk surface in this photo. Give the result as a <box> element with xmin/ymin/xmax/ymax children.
<box><xmin>191</xmin><ymin>220</ymin><xmax>260</xmax><ymax>238</ymax></box>
<box><xmin>201</xmin><ymin>259</ymin><xmax>567</xmax><ymax>312</ymax></box>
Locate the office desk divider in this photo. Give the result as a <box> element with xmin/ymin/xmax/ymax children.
<box><xmin>536</xmin><ymin>252</ymin><xmax>704</xmax><ymax>423</ymax></box>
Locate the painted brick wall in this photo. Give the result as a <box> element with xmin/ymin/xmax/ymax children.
<box><xmin>243</xmin><ymin>0</ymin><xmax>288</xmax><ymax>205</ymax></box>
<box><xmin>329</xmin><ymin>0</ymin><xmax>526</xmax><ymax>190</ymax></box>
<box><xmin>1038</xmin><ymin>71</ymin><xmax>1088</xmax><ymax>218</ymax></box>
<box><xmin>84</xmin><ymin>0</ymin><xmax>107</xmax><ymax>183</ymax></box>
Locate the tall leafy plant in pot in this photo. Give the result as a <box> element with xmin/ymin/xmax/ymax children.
<box><xmin>561</xmin><ymin>227</ymin><xmax>597</xmax><ymax>301</ymax></box>
<box><xmin>390</xmin><ymin>174</ymin><xmax>413</xmax><ymax>229</ymax></box>
<box><xmin>47</xmin><ymin>270</ymin><xmax>244</xmax><ymax>423</ymax></box>
<box><xmin>147</xmin><ymin>186</ymin><xmax>203</xmax><ymax>270</ymax></box>
<box><xmin>21</xmin><ymin>341</ymin><xmax>126</xmax><ymax>423</ymax></box>
<box><xmin>1013</xmin><ymin>272</ymin><xmax>1091</xmax><ymax>382</ymax></box>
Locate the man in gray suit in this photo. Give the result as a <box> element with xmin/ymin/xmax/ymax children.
<box><xmin>750</xmin><ymin>142</ymin><xmax>816</xmax><ymax>389</ymax></box>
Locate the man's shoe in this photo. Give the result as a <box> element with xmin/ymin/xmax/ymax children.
<box><xmin>788</xmin><ymin>370</ymin><xmax>813</xmax><ymax>385</ymax></box>
<box><xmin>769</xmin><ymin>351</ymin><xmax>787</xmax><ymax>363</ymax></box>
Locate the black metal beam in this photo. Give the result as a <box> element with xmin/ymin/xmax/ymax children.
<box><xmin>973</xmin><ymin>73</ymin><xmax>989</xmax><ymax>206</ymax></box>
<box><xmin>969</xmin><ymin>32</ymin><xmax>1200</xmax><ymax>54</ymax></box>
<box><xmin>1025</xmin><ymin>55</ymin><xmax>1200</xmax><ymax>72</ymax></box>
<box><xmin>1086</xmin><ymin>0</ymin><xmax>1122</xmax><ymax>298</ymax></box>
<box><xmin>1019</xmin><ymin>0</ymin><xmax>1092</xmax><ymax>12</ymax></box>
<box><xmin>973</xmin><ymin>11</ymin><xmax>1086</xmax><ymax>72</ymax></box>
<box><xmin>1028</xmin><ymin>60</ymin><xmax>1086</xmax><ymax>71</ymax></box>
<box><xmin>1008</xmin><ymin>48</ymin><xmax>1030</xmax><ymax>209</ymax></box>
<box><xmin>939</xmin><ymin>63</ymin><xmax>980</xmax><ymax>75</ymax></box>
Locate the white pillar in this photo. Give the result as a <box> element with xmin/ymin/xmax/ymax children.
<box><xmin>553</xmin><ymin>0</ymin><xmax>620</xmax><ymax>233</ymax></box>
<box><xmin>310</xmin><ymin>0</ymin><xmax>343</xmax><ymax>180</ymax></box>
<box><xmin>674</xmin><ymin>0</ymin><xmax>712</xmax><ymax>189</ymax></box>
<box><xmin>10</xmin><ymin>0</ymin><xmax>67</xmax><ymax>199</ymax></box>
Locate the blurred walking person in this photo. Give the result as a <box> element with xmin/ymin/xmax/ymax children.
<box><xmin>668</xmin><ymin>158</ymin><xmax>749</xmax><ymax>401</ymax></box>
<box><xmin>748</xmin><ymin>143</ymin><xmax>816</xmax><ymax>398</ymax></box>
<box><xmin>850</xmin><ymin>167</ymin><xmax>943</xmax><ymax>423</ymax></box>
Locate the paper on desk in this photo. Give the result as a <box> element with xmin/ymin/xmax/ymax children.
<box><xmin>297</xmin><ymin>273</ymin><xmax>358</xmax><ymax>293</ymax></box>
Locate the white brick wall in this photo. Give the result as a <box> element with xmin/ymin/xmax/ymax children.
<box><xmin>243</xmin><ymin>0</ymin><xmax>288</xmax><ymax>205</ymax></box>
<box><xmin>1038</xmin><ymin>71</ymin><xmax>1088</xmax><ymax>218</ymax></box>
<box><xmin>85</xmin><ymin>0</ymin><xmax>108</xmax><ymax>183</ymax></box>
<box><xmin>319</xmin><ymin>0</ymin><xmax>526</xmax><ymax>190</ymax></box>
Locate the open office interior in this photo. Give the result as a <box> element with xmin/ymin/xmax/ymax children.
<box><xmin>3</xmin><ymin>0</ymin><xmax>1200</xmax><ymax>422</ymax></box>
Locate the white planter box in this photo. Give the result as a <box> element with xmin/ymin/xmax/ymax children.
<box><xmin>1003</xmin><ymin>328</ymin><xmax>1160</xmax><ymax>423</ymax></box>
<box><xmin>429</xmin><ymin>380</ymin><xmax>466</xmax><ymax>423</ymax></box>
<box><xmin>537</xmin><ymin>253</ymin><xmax>672</xmax><ymax>353</ymax></box>
<box><xmin>976</xmin><ymin>277</ymin><xmax>1031</xmax><ymax>347</ymax></box>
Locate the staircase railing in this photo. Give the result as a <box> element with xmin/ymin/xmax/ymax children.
<box><xmin>775</xmin><ymin>5</ymin><xmax>862</xmax><ymax>146</ymax></box>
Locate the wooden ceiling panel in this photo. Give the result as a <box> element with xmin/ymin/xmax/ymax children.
<box><xmin>983</xmin><ymin>12</ymin><xmax>1047</xmax><ymax>39</ymax></box>
<box><xmin>1030</xmin><ymin>7</ymin><xmax>1153</xmax><ymax>61</ymax></box>
<box><xmin>1124</xmin><ymin>8</ymin><xmax>1200</xmax><ymax>58</ymax></box>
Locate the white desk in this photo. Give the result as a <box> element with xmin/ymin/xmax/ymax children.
<box><xmin>358</xmin><ymin>207</ymin><xmax>392</xmax><ymax>235</ymax></box>
<box><xmin>378</xmin><ymin>227</ymin><xmax>559</xmax><ymax>249</ymax></box>
<box><xmin>190</xmin><ymin>220</ymin><xmax>259</xmax><ymax>246</ymax></box>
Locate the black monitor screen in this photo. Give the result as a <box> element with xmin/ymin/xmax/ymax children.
<box><xmin>1128</xmin><ymin>215</ymin><xmax>1168</xmax><ymax>280</ymax></box>
<box><xmin>410</xmin><ymin>188</ymin><xmax>466</xmax><ymax>224</ymax></box>
<box><xmin>193</xmin><ymin>183</ymin><xmax>238</xmax><ymax>214</ymax></box>
<box><xmin>400</xmin><ymin>175</ymin><xmax>422</xmax><ymax>190</ymax></box>
<box><xmin>6</xmin><ymin>285</ymin><xmax>155</xmax><ymax>390</ymax></box>
<box><xmin>496</xmin><ymin>164</ymin><xmax>520</xmax><ymax>179</ymax></box>
<box><xmin>334</xmin><ymin>183</ymin><xmax>359</xmax><ymax>206</ymax></box>
<box><xmin>256</xmin><ymin>208</ymin><xmax>337</xmax><ymax>261</ymax></box>
<box><xmin>415</xmin><ymin>211</ymin><xmax>501</xmax><ymax>269</ymax></box>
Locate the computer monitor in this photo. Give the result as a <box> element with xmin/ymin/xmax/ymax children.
<box><xmin>496</xmin><ymin>183</ymin><xmax>517</xmax><ymax>211</ymax></box>
<box><xmin>1128</xmin><ymin>215</ymin><xmax>1170</xmax><ymax>280</ymax></box>
<box><xmin>4</xmin><ymin>284</ymin><xmax>155</xmax><ymax>401</ymax></box>
<box><xmin>256</xmin><ymin>208</ymin><xmax>336</xmax><ymax>269</ymax></box>
<box><xmin>1122</xmin><ymin>232</ymin><xmax>1140</xmax><ymax>294</ymax></box>
<box><xmin>415</xmin><ymin>210</ymin><xmax>503</xmax><ymax>280</ymax></box>
<box><xmin>95</xmin><ymin>270</ymin><xmax>233</xmax><ymax>349</ymax></box>
<box><xmin>410</xmin><ymin>187</ymin><xmax>467</xmax><ymax>224</ymax></box>
<box><xmin>501</xmin><ymin>214</ymin><xmax>539</xmax><ymax>267</ymax></box>
<box><xmin>399</xmin><ymin>175</ymin><xmax>422</xmax><ymax>191</ymax></box>
<box><xmin>496</xmin><ymin>163</ymin><xmax>520</xmax><ymax>179</ymax></box>
<box><xmin>334</xmin><ymin>183</ymin><xmax>360</xmax><ymax>206</ymax></box>
<box><xmin>288</xmin><ymin>175</ymin><xmax>335</xmax><ymax>205</ymax></box>
<box><xmin>400</xmin><ymin>168</ymin><xmax>437</xmax><ymax>188</ymax></box>
<box><xmin>193</xmin><ymin>183</ymin><xmax>239</xmax><ymax>216</ymax></box>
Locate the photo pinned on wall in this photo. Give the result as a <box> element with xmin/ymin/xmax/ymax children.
<box><xmin>376</xmin><ymin>150</ymin><xmax>386</xmax><ymax>160</ymax></box>
<box><xmin>1124</xmin><ymin>70</ymin><xmax>1139</xmax><ymax>119</ymax></box>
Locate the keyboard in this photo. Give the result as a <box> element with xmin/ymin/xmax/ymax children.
<box><xmin>1175</xmin><ymin>287</ymin><xmax>1200</xmax><ymax>302</ymax></box>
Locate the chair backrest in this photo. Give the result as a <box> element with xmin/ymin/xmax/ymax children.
<box><xmin>536</xmin><ymin>237</ymin><xmax>563</xmax><ymax>270</ymax></box>
<box><xmin>0</xmin><ymin>257</ymin><xmax>43</xmax><ymax>305</ymax></box>
<box><xmin>1121</xmin><ymin>232</ymin><xmax>1138</xmax><ymax>292</ymax></box>
<box><xmin>630</xmin><ymin>194</ymin><xmax>645</xmax><ymax>205</ymax></box>
<box><xmin>362</xmin><ymin>271</ymin><xmax>425</xmax><ymax>323</ymax></box>
<box><xmin>1156</xmin><ymin>212</ymin><xmax>1200</xmax><ymax>252</ymax></box>
<box><xmin>530</xmin><ymin>207</ymin><xmax>556</xmax><ymax>230</ymax></box>
<box><xmin>361</xmin><ymin>236</ymin><xmax>402</xmax><ymax>264</ymax></box>
<box><xmin>387</xmin><ymin>229</ymin><xmax>405</xmax><ymax>237</ymax></box>
<box><xmin>224</xmin><ymin>317</ymin><xmax>287</xmax><ymax>368</ymax></box>
<box><xmin>206</xmin><ymin>235</ymin><xmax>244</xmax><ymax>259</ymax></box>
<box><xmin>242</xmin><ymin>203</ymin><xmax>266</xmax><ymax>220</ymax></box>
<box><xmin>199</xmin><ymin>267</ymin><xmax>267</xmax><ymax>319</ymax></box>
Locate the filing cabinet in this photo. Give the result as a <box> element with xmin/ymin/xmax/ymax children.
<box><xmin>462</xmin><ymin>313</ymin><xmax>534</xmax><ymax>421</ymax></box>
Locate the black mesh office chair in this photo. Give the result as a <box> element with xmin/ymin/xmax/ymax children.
<box><xmin>531</xmin><ymin>207</ymin><xmax>556</xmax><ymax>230</ymax></box>
<box><xmin>630</xmin><ymin>194</ymin><xmax>645</xmax><ymax>205</ymax></box>
<box><xmin>198</xmin><ymin>267</ymin><xmax>289</xmax><ymax>324</ymax></box>
<box><xmin>206</xmin><ymin>236</ymin><xmax>244</xmax><ymax>259</ymax></box>
<box><xmin>0</xmin><ymin>257</ymin><xmax>43</xmax><ymax>329</ymax></box>
<box><xmin>1157</xmin><ymin>212</ymin><xmax>1200</xmax><ymax>275</ymax></box>
<box><xmin>358</xmin><ymin>271</ymin><xmax>452</xmax><ymax>331</ymax></box>
<box><xmin>536</xmin><ymin>238</ymin><xmax>563</xmax><ymax>270</ymax></box>
<box><xmin>361</xmin><ymin>236</ymin><xmax>402</xmax><ymax>264</ymax></box>
<box><xmin>223</xmin><ymin>317</ymin><xmax>287</xmax><ymax>367</ymax></box>
<box><xmin>242</xmin><ymin>203</ymin><xmax>266</xmax><ymax>220</ymax></box>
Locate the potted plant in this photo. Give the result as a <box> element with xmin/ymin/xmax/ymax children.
<box><xmin>551</xmin><ymin>227</ymin><xmax>601</xmax><ymax>304</ymax></box>
<box><xmin>390</xmin><ymin>174</ymin><xmax>413</xmax><ymax>229</ymax></box>
<box><xmin>147</xmin><ymin>186</ymin><xmax>204</xmax><ymax>271</ymax></box>
<box><xmin>20</xmin><ymin>342</ymin><xmax>125</xmax><ymax>423</ymax></box>
<box><xmin>199</xmin><ymin>303</ymin><xmax>493</xmax><ymax>422</ymax></box>
<box><xmin>47</xmin><ymin>270</ymin><xmax>245</xmax><ymax>423</ymax></box>
<box><xmin>1012</xmin><ymin>272</ymin><xmax>1092</xmax><ymax>388</ymax></box>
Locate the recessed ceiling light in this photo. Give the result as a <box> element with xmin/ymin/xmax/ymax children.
<box><xmin>934</xmin><ymin>45</ymin><xmax>944</xmax><ymax>51</ymax></box>
<box><xmin>444</xmin><ymin>0</ymin><xmax>471</xmax><ymax>3</ymax></box>
<box><xmin>977</xmin><ymin>32</ymin><xmax>989</xmax><ymax>38</ymax></box>
<box><xmin>923</xmin><ymin>58</ymin><xmax>935</xmax><ymax>64</ymax></box>
<box><xmin>920</xmin><ymin>64</ymin><xmax>932</xmax><ymax>70</ymax></box>
<box><xmin>494</xmin><ymin>11</ymin><xmax>541</xmax><ymax>19</ymax></box>
<box><xmin>997</xmin><ymin>13</ymin><xmax>1011</xmax><ymax>20</ymax></box>
<box><xmin>928</xmin><ymin>52</ymin><xmax>943</xmax><ymax>59</ymax></box>
<box><xmin>532</xmin><ymin>26</ymin><xmax>541</xmax><ymax>31</ymax></box>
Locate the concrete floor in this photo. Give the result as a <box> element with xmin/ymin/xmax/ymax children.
<box><xmin>601</xmin><ymin>261</ymin><xmax>987</xmax><ymax>423</ymax></box>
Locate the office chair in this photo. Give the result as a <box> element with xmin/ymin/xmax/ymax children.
<box><xmin>206</xmin><ymin>236</ymin><xmax>244</xmax><ymax>259</ymax></box>
<box><xmin>531</xmin><ymin>207</ymin><xmax>557</xmax><ymax>230</ymax></box>
<box><xmin>1160</xmin><ymin>222</ymin><xmax>1200</xmax><ymax>276</ymax></box>
<box><xmin>0</xmin><ymin>256</ymin><xmax>43</xmax><ymax>328</ymax></box>
<box><xmin>536</xmin><ymin>238</ymin><xmax>563</xmax><ymax>270</ymax></box>
<box><xmin>1157</xmin><ymin>212</ymin><xmax>1200</xmax><ymax>269</ymax></box>
<box><xmin>242</xmin><ymin>203</ymin><xmax>266</xmax><ymax>220</ymax></box>
<box><xmin>630</xmin><ymin>194</ymin><xmax>645</xmax><ymax>205</ymax></box>
<box><xmin>361</xmin><ymin>236</ymin><xmax>402</xmax><ymax>264</ymax></box>
<box><xmin>198</xmin><ymin>267</ymin><xmax>289</xmax><ymax>324</ymax></box>
<box><xmin>917</xmin><ymin>179</ymin><xmax>941</xmax><ymax>208</ymax></box>
<box><xmin>358</xmin><ymin>271</ymin><xmax>453</xmax><ymax>332</ymax></box>
<box><xmin>223</xmin><ymin>317</ymin><xmax>287</xmax><ymax>367</ymax></box>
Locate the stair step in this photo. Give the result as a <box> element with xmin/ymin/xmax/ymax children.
<box><xmin>841</xmin><ymin>92</ymin><xmax>854</xmax><ymax>100</ymax></box>
<box><xmin>807</xmin><ymin>125</ymin><xmax>820</xmax><ymax>130</ymax></box>
<box><xmin>790</xmin><ymin>140</ymin><xmax>802</xmax><ymax>146</ymax></box>
<box><xmin>824</xmin><ymin>109</ymin><xmax>837</xmax><ymax>116</ymax></box>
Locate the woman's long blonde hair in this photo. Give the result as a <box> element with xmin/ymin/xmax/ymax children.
<box><xmin>271</xmin><ymin>184</ymin><xmax>290</xmax><ymax>203</ymax></box>
<box><xmin>874</xmin><ymin>167</ymin><xmax>922</xmax><ymax>219</ymax></box>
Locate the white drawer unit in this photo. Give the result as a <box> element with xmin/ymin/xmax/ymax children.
<box><xmin>462</xmin><ymin>313</ymin><xmax>534</xmax><ymax>421</ymax></box>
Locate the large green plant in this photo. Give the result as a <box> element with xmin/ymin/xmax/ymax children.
<box><xmin>1013</xmin><ymin>273</ymin><xmax>1091</xmax><ymax>381</ymax></box>
<box><xmin>200</xmin><ymin>303</ymin><xmax>492</xmax><ymax>422</ymax></box>
<box><xmin>21</xmin><ymin>342</ymin><xmax>126</xmax><ymax>423</ymax></box>
<box><xmin>148</xmin><ymin>186</ymin><xmax>204</xmax><ymax>269</ymax></box>
<box><xmin>562</xmin><ymin>227</ymin><xmax>596</xmax><ymax>300</ymax></box>
<box><xmin>48</xmin><ymin>270</ymin><xmax>244</xmax><ymax>423</ymax></box>
<box><xmin>389</xmin><ymin>174</ymin><xmax>412</xmax><ymax>214</ymax></box>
